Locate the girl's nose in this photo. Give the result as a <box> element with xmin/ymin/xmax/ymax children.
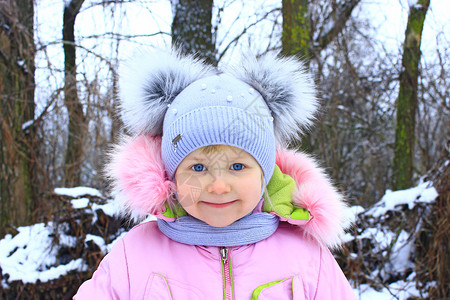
<box><xmin>207</xmin><ymin>177</ymin><xmax>231</xmax><ymax>194</ymax></box>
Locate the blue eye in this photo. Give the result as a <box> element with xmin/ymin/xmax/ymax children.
<box><xmin>192</xmin><ymin>164</ymin><xmax>206</xmax><ymax>172</ymax></box>
<box><xmin>231</xmin><ymin>163</ymin><xmax>244</xmax><ymax>171</ymax></box>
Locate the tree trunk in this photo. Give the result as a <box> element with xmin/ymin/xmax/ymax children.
<box><xmin>393</xmin><ymin>0</ymin><xmax>430</xmax><ymax>190</ymax></box>
<box><xmin>281</xmin><ymin>0</ymin><xmax>311</xmax><ymax>59</ymax></box>
<box><xmin>0</xmin><ymin>0</ymin><xmax>36</xmax><ymax>233</ymax></box>
<box><xmin>281</xmin><ymin>0</ymin><xmax>313</xmax><ymax>153</ymax></box>
<box><xmin>110</xmin><ymin>62</ymin><xmax>122</xmax><ymax>144</ymax></box>
<box><xmin>282</xmin><ymin>0</ymin><xmax>360</xmax><ymax>153</ymax></box>
<box><xmin>282</xmin><ymin>0</ymin><xmax>361</xmax><ymax>58</ymax></box>
<box><xmin>172</xmin><ymin>0</ymin><xmax>216</xmax><ymax>66</ymax></box>
<box><xmin>63</xmin><ymin>0</ymin><xmax>86</xmax><ymax>187</ymax></box>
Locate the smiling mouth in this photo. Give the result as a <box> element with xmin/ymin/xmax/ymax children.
<box><xmin>201</xmin><ymin>200</ymin><xmax>238</xmax><ymax>208</ymax></box>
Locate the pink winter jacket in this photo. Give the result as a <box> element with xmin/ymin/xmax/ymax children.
<box><xmin>74</xmin><ymin>136</ymin><xmax>356</xmax><ymax>299</ymax></box>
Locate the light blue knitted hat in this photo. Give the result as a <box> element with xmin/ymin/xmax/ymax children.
<box><xmin>119</xmin><ymin>49</ymin><xmax>318</xmax><ymax>183</ymax></box>
<box><xmin>161</xmin><ymin>74</ymin><xmax>276</xmax><ymax>184</ymax></box>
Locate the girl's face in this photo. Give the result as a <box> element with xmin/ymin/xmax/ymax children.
<box><xmin>175</xmin><ymin>145</ymin><xmax>263</xmax><ymax>227</ymax></box>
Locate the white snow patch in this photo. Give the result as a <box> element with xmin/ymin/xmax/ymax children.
<box><xmin>390</xmin><ymin>230</ymin><xmax>414</xmax><ymax>273</ymax></box>
<box><xmin>69</xmin><ymin>194</ymin><xmax>119</xmax><ymax>218</ymax></box>
<box><xmin>417</xmin><ymin>186</ymin><xmax>439</xmax><ymax>204</ymax></box>
<box><xmin>85</xmin><ymin>234</ymin><xmax>107</xmax><ymax>253</ymax></box>
<box><xmin>351</xmin><ymin>205</ymin><xmax>365</xmax><ymax>217</ymax></box>
<box><xmin>33</xmin><ymin>258</ymin><xmax>87</xmax><ymax>283</ymax></box>
<box><xmin>358</xmin><ymin>227</ymin><xmax>396</xmax><ymax>250</ymax></box>
<box><xmin>92</xmin><ymin>201</ymin><xmax>118</xmax><ymax>217</ymax></box>
<box><xmin>71</xmin><ymin>197</ymin><xmax>90</xmax><ymax>209</ymax></box>
<box><xmin>22</xmin><ymin>120</ymin><xmax>34</xmax><ymax>130</ymax></box>
<box><xmin>355</xmin><ymin>272</ymin><xmax>421</xmax><ymax>299</ymax></box>
<box><xmin>0</xmin><ymin>223</ymin><xmax>86</xmax><ymax>284</ymax></box>
<box><xmin>86</xmin><ymin>230</ymin><xmax>129</xmax><ymax>254</ymax></box>
<box><xmin>407</xmin><ymin>0</ymin><xmax>418</xmax><ymax>7</ymax></box>
<box><xmin>341</xmin><ymin>205</ymin><xmax>361</xmax><ymax>229</ymax></box>
<box><xmin>366</xmin><ymin>181</ymin><xmax>437</xmax><ymax>217</ymax></box>
<box><xmin>54</xmin><ymin>186</ymin><xmax>102</xmax><ymax>198</ymax></box>
<box><xmin>342</xmin><ymin>232</ymin><xmax>356</xmax><ymax>243</ymax></box>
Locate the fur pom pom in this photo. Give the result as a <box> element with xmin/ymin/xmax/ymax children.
<box><xmin>105</xmin><ymin>135</ymin><xmax>175</xmax><ymax>220</ymax></box>
<box><xmin>276</xmin><ymin>148</ymin><xmax>351</xmax><ymax>250</ymax></box>
<box><xmin>119</xmin><ymin>48</ymin><xmax>217</xmax><ymax>136</ymax></box>
<box><xmin>230</xmin><ymin>53</ymin><xmax>318</xmax><ymax>144</ymax></box>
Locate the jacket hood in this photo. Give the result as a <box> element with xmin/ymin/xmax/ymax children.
<box><xmin>106</xmin><ymin>135</ymin><xmax>351</xmax><ymax>250</ymax></box>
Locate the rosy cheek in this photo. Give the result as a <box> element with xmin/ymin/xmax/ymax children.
<box><xmin>176</xmin><ymin>173</ymin><xmax>203</xmax><ymax>208</ymax></box>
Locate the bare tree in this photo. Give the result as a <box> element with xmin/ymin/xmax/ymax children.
<box><xmin>416</xmin><ymin>46</ymin><xmax>450</xmax><ymax>174</ymax></box>
<box><xmin>0</xmin><ymin>0</ymin><xmax>37</xmax><ymax>233</ymax></box>
<box><xmin>393</xmin><ymin>0</ymin><xmax>430</xmax><ymax>190</ymax></box>
<box><xmin>63</xmin><ymin>0</ymin><xmax>86</xmax><ymax>187</ymax></box>
<box><xmin>314</xmin><ymin>27</ymin><xmax>398</xmax><ymax>205</ymax></box>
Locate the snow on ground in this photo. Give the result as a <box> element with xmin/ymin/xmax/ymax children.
<box><xmin>354</xmin><ymin>272</ymin><xmax>421</xmax><ymax>300</ymax></box>
<box><xmin>366</xmin><ymin>180</ymin><xmax>438</xmax><ymax>218</ymax></box>
<box><xmin>0</xmin><ymin>222</ymin><xmax>86</xmax><ymax>286</ymax></box>
<box><xmin>54</xmin><ymin>186</ymin><xmax>103</xmax><ymax>198</ymax></box>
<box><xmin>346</xmin><ymin>180</ymin><xmax>438</xmax><ymax>299</ymax></box>
<box><xmin>0</xmin><ymin>187</ymin><xmax>122</xmax><ymax>287</ymax></box>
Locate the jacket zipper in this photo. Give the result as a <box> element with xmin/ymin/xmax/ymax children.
<box><xmin>220</xmin><ymin>247</ymin><xmax>233</xmax><ymax>300</ymax></box>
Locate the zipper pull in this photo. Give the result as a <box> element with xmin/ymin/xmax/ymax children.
<box><xmin>220</xmin><ymin>247</ymin><xmax>229</xmax><ymax>264</ymax></box>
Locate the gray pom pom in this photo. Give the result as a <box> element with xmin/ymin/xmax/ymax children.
<box><xmin>230</xmin><ymin>53</ymin><xmax>318</xmax><ymax>144</ymax></box>
<box><xmin>119</xmin><ymin>48</ymin><xmax>216</xmax><ymax>136</ymax></box>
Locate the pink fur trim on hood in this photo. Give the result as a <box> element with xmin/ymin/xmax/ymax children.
<box><xmin>105</xmin><ymin>135</ymin><xmax>175</xmax><ymax>220</ymax></box>
<box><xmin>107</xmin><ymin>135</ymin><xmax>350</xmax><ymax>249</ymax></box>
<box><xmin>276</xmin><ymin>148</ymin><xmax>351</xmax><ymax>250</ymax></box>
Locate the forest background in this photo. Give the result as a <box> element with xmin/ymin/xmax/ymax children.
<box><xmin>0</xmin><ymin>0</ymin><xmax>448</xmax><ymax>298</ymax></box>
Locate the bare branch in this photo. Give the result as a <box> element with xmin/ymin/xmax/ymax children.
<box><xmin>314</xmin><ymin>0</ymin><xmax>361</xmax><ymax>50</ymax></box>
<box><xmin>218</xmin><ymin>7</ymin><xmax>280</xmax><ymax>62</ymax></box>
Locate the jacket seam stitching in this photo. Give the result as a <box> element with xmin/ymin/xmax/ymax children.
<box><xmin>313</xmin><ymin>246</ymin><xmax>322</xmax><ymax>299</ymax></box>
<box><xmin>121</xmin><ymin>238</ymin><xmax>131</xmax><ymax>298</ymax></box>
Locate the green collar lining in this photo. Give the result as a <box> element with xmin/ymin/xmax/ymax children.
<box><xmin>263</xmin><ymin>165</ymin><xmax>309</xmax><ymax>220</ymax></box>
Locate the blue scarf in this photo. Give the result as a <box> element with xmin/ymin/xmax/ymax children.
<box><xmin>157</xmin><ymin>212</ymin><xmax>279</xmax><ymax>247</ymax></box>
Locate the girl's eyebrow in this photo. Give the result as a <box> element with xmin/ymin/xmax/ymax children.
<box><xmin>184</xmin><ymin>156</ymin><xmax>209</xmax><ymax>162</ymax></box>
<box><xmin>184</xmin><ymin>152</ymin><xmax>251</xmax><ymax>163</ymax></box>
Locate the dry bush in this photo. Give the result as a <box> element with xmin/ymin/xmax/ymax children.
<box><xmin>415</xmin><ymin>141</ymin><xmax>449</xmax><ymax>298</ymax></box>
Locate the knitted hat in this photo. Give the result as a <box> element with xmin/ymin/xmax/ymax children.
<box><xmin>161</xmin><ymin>74</ymin><xmax>275</xmax><ymax>184</ymax></box>
<box><xmin>119</xmin><ymin>49</ymin><xmax>318</xmax><ymax>183</ymax></box>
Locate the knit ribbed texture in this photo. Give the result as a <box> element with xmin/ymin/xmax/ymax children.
<box><xmin>161</xmin><ymin>74</ymin><xmax>276</xmax><ymax>184</ymax></box>
<box><xmin>157</xmin><ymin>212</ymin><xmax>279</xmax><ymax>246</ymax></box>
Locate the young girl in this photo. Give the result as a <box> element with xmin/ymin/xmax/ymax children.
<box><xmin>74</xmin><ymin>49</ymin><xmax>356</xmax><ymax>299</ymax></box>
